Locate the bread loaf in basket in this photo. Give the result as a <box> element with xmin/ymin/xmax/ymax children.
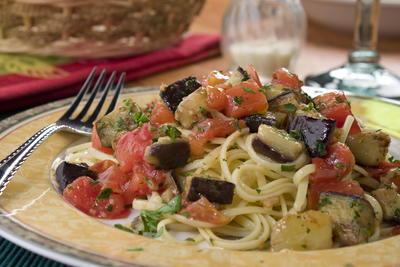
<box><xmin>0</xmin><ymin>0</ymin><xmax>205</xmax><ymax>58</ymax></box>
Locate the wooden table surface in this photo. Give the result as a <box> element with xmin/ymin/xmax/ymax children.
<box><xmin>134</xmin><ymin>0</ymin><xmax>400</xmax><ymax>86</ymax></box>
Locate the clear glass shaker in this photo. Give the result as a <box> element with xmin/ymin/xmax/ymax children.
<box><xmin>221</xmin><ymin>0</ymin><xmax>306</xmax><ymax>82</ymax></box>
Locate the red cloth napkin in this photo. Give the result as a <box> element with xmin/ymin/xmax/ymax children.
<box><xmin>0</xmin><ymin>34</ymin><xmax>220</xmax><ymax>113</ymax></box>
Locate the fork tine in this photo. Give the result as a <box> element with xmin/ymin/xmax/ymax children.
<box><xmin>105</xmin><ymin>72</ymin><xmax>126</xmax><ymax>115</ymax></box>
<box><xmin>86</xmin><ymin>71</ymin><xmax>117</xmax><ymax>124</ymax></box>
<box><xmin>61</xmin><ymin>67</ymin><xmax>97</xmax><ymax>119</ymax></box>
<box><xmin>74</xmin><ymin>69</ymin><xmax>107</xmax><ymax>121</ymax></box>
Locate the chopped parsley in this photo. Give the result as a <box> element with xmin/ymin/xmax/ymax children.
<box><xmin>302</xmin><ymin>102</ymin><xmax>315</xmax><ymax>111</ymax></box>
<box><xmin>185</xmin><ymin>237</ymin><xmax>195</xmax><ymax>242</ymax></box>
<box><xmin>313</xmin><ymin>141</ymin><xmax>327</xmax><ymax>155</ymax></box>
<box><xmin>233</xmin><ymin>96</ymin><xmax>243</xmax><ymax>105</ymax></box>
<box><xmin>149</xmin><ymin>126</ymin><xmax>157</xmax><ymax>132</ymax></box>
<box><xmin>243</xmin><ymin>87</ymin><xmax>255</xmax><ymax>94</ymax></box>
<box><xmin>335</xmin><ymin>96</ymin><xmax>344</xmax><ymax>103</ymax></box>
<box><xmin>90</xmin><ymin>180</ymin><xmax>99</xmax><ymax>185</ymax></box>
<box><xmin>190</xmin><ymin>121</ymin><xmax>199</xmax><ymax>128</ymax></box>
<box><xmin>255</xmin><ymin>189</ymin><xmax>261</xmax><ymax>194</ymax></box>
<box><xmin>106</xmin><ymin>204</ymin><xmax>113</xmax><ymax>212</ymax></box>
<box><xmin>114</xmin><ymin>224</ymin><xmax>134</xmax><ymax>233</ymax></box>
<box><xmin>301</xmin><ymin>244</ymin><xmax>307</xmax><ymax>249</ymax></box>
<box><xmin>151</xmin><ymin>137</ymin><xmax>159</xmax><ymax>143</ymax></box>
<box><xmin>306</xmin><ymin>227</ymin><xmax>311</xmax><ymax>234</ymax></box>
<box><xmin>234</xmin><ymin>119</ymin><xmax>240</xmax><ymax>129</ymax></box>
<box><xmin>182</xmin><ymin>211</ymin><xmax>190</xmax><ymax>218</ymax></box>
<box><xmin>336</xmin><ymin>162</ymin><xmax>345</xmax><ymax>169</ymax></box>
<box><xmin>123</xmin><ymin>98</ymin><xmax>134</xmax><ymax>112</ymax></box>
<box><xmin>281</xmin><ymin>165</ymin><xmax>295</xmax><ymax>172</ymax></box>
<box><xmin>127</xmin><ymin>247</ymin><xmax>144</xmax><ymax>252</ymax></box>
<box><xmin>68</xmin><ymin>186</ymin><xmax>74</xmax><ymax>190</ymax></box>
<box><xmin>389</xmin><ymin>156</ymin><xmax>398</xmax><ymax>163</ymax></box>
<box><xmin>96</xmin><ymin>188</ymin><xmax>112</xmax><ymax>201</ymax></box>
<box><xmin>139</xmin><ymin>195</ymin><xmax>182</xmax><ymax>237</ymax></box>
<box><xmin>133</xmin><ymin>112</ymin><xmax>149</xmax><ymax>126</ymax></box>
<box><xmin>160</xmin><ymin>125</ymin><xmax>181</xmax><ymax>141</ymax></box>
<box><xmin>394</xmin><ymin>208</ymin><xmax>400</xmax><ymax>219</ymax></box>
<box><xmin>289</xmin><ymin>130</ymin><xmax>302</xmax><ymax>140</ymax></box>
<box><xmin>199</xmin><ymin>106</ymin><xmax>211</xmax><ymax>117</ymax></box>
<box><xmin>383</xmin><ymin>184</ymin><xmax>393</xmax><ymax>189</ymax></box>
<box><xmin>283</xmin><ymin>87</ymin><xmax>291</xmax><ymax>91</ymax></box>
<box><xmin>197</xmin><ymin>126</ymin><xmax>205</xmax><ymax>132</ymax></box>
<box><xmin>116</xmin><ymin>117</ymin><xmax>126</xmax><ymax>131</ymax></box>
<box><xmin>318</xmin><ymin>197</ymin><xmax>332</xmax><ymax>208</ymax></box>
<box><xmin>258</xmin><ymin>85</ymin><xmax>271</xmax><ymax>96</ymax></box>
<box><xmin>284</xmin><ymin>103</ymin><xmax>297</xmax><ymax>114</ymax></box>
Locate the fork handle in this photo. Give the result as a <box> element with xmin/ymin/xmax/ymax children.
<box><xmin>0</xmin><ymin>123</ymin><xmax>63</xmax><ymax>195</ymax></box>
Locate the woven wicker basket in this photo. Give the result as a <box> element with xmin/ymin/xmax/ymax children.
<box><xmin>0</xmin><ymin>0</ymin><xmax>205</xmax><ymax>58</ymax></box>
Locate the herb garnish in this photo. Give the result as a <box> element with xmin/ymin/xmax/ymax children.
<box><xmin>90</xmin><ymin>180</ymin><xmax>99</xmax><ymax>185</ymax></box>
<box><xmin>123</xmin><ymin>98</ymin><xmax>134</xmax><ymax>112</ymax></box>
<box><xmin>255</xmin><ymin>189</ymin><xmax>261</xmax><ymax>194</ymax></box>
<box><xmin>394</xmin><ymin>208</ymin><xmax>400</xmax><ymax>219</ymax></box>
<box><xmin>335</xmin><ymin>96</ymin><xmax>344</xmax><ymax>103</ymax></box>
<box><xmin>116</xmin><ymin>117</ymin><xmax>126</xmax><ymax>131</ymax></box>
<box><xmin>106</xmin><ymin>204</ymin><xmax>113</xmax><ymax>212</ymax></box>
<box><xmin>139</xmin><ymin>195</ymin><xmax>182</xmax><ymax>237</ymax></box>
<box><xmin>281</xmin><ymin>165</ymin><xmax>295</xmax><ymax>172</ymax></box>
<box><xmin>234</xmin><ymin>119</ymin><xmax>240</xmax><ymax>129</ymax></box>
<box><xmin>127</xmin><ymin>247</ymin><xmax>144</xmax><ymax>252</ymax></box>
<box><xmin>243</xmin><ymin>87</ymin><xmax>255</xmax><ymax>94</ymax></box>
<box><xmin>336</xmin><ymin>162</ymin><xmax>345</xmax><ymax>169</ymax></box>
<box><xmin>160</xmin><ymin>125</ymin><xmax>182</xmax><ymax>141</ymax></box>
<box><xmin>114</xmin><ymin>224</ymin><xmax>134</xmax><ymax>233</ymax></box>
<box><xmin>389</xmin><ymin>156</ymin><xmax>398</xmax><ymax>163</ymax></box>
<box><xmin>314</xmin><ymin>141</ymin><xmax>327</xmax><ymax>155</ymax></box>
<box><xmin>233</xmin><ymin>96</ymin><xmax>243</xmax><ymax>105</ymax></box>
<box><xmin>133</xmin><ymin>112</ymin><xmax>149</xmax><ymax>126</ymax></box>
<box><xmin>185</xmin><ymin>237</ymin><xmax>195</xmax><ymax>242</ymax></box>
<box><xmin>284</xmin><ymin>103</ymin><xmax>297</xmax><ymax>114</ymax></box>
<box><xmin>289</xmin><ymin>130</ymin><xmax>302</xmax><ymax>140</ymax></box>
<box><xmin>318</xmin><ymin>197</ymin><xmax>332</xmax><ymax>208</ymax></box>
<box><xmin>199</xmin><ymin>107</ymin><xmax>211</xmax><ymax>117</ymax></box>
<box><xmin>96</xmin><ymin>188</ymin><xmax>112</xmax><ymax>202</ymax></box>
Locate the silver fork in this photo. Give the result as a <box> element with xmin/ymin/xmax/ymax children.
<box><xmin>0</xmin><ymin>68</ymin><xmax>125</xmax><ymax>196</ymax></box>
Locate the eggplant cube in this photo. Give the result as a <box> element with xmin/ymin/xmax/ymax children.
<box><xmin>271</xmin><ymin>210</ymin><xmax>333</xmax><ymax>251</ymax></box>
<box><xmin>288</xmin><ymin>116</ymin><xmax>336</xmax><ymax>158</ymax></box>
<box><xmin>372</xmin><ymin>188</ymin><xmax>400</xmax><ymax>223</ymax></box>
<box><xmin>56</xmin><ymin>161</ymin><xmax>97</xmax><ymax>192</ymax></box>
<box><xmin>186</xmin><ymin>177</ymin><xmax>235</xmax><ymax>204</ymax></box>
<box><xmin>144</xmin><ymin>139</ymin><xmax>190</xmax><ymax>170</ymax></box>
<box><xmin>160</xmin><ymin>76</ymin><xmax>201</xmax><ymax>112</ymax></box>
<box><xmin>241</xmin><ymin>114</ymin><xmax>276</xmax><ymax>133</ymax></box>
<box><xmin>319</xmin><ymin>192</ymin><xmax>375</xmax><ymax>246</ymax></box>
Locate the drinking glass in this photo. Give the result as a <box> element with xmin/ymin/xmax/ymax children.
<box><xmin>305</xmin><ymin>0</ymin><xmax>400</xmax><ymax>99</ymax></box>
<box><xmin>221</xmin><ymin>0</ymin><xmax>306</xmax><ymax>83</ymax></box>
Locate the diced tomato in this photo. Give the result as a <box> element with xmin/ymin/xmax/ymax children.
<box><xmin>224</xmin><ymin>80</ymin><xmax>267</xmax><ymax>118</ymax></box>
<box><xmin>365</xmin><ymin>161</ymin><xmax>400</xmax><ymax>179</ymax></box>
<box><xmin>90</xmin><ymin>160</ymin><xmax>117</xmax><ymax>174</ymax></box>
<box><xmin>189</xmin><ymin>118</ymin><xmax>245</xmax><ymax>156</ymax></box>
<box><xmin>115</xmin><ymin>123</ymin><xmax>157</xmax><ymax>172</ymax></box>
<box><xmin>392</xmin><ymin>226</ymin><xmax>400</xmax><ymax>235</ymax></box>
<box><xmin>206</xmin><ymin>86</ymin><xmax>227</xmax><ymax>111</ymax></box>
<box><xmin>271</xmin><ymin>68</ymin><xmax>302</xmax><ymax>89</ymax></box>
<box><xmin>63</xmin><ymin>176</ymin><xmax>129</xmax><ymax>219</ymax></box>
<box><xmin>98</xmin><ymin>165</ymin><xmax>129</xmax><ymax>194</ymax></box>
<box><xmin>122</xmin><ymin>161</ymin><xmax>167</xmax><ymax>203</ymax></box>
<box><xmin>150</xmin><ymin>103</ymin><xmax>175</xmax><ymax>124</ymax></box>
<box><xmin>91</xmin><ymin>124</ymin><xmax>114</xmax><ymax>154</ymax></box>
<box><xmin>246</xmin><ymin>65</ymin><xmax>262</xmax><ymax>88</ymax></box>
<box><xmin>308</xmin><ymin>179</ymin><xmax>364</xmax><ymax>209</ymax></box>
<box><xmin>310</xmin><ymin>142</ymin><xmax>355</xmax><ymax>183</ymax></box>
<box><xmin>314</xmin><ymin>92</ymin><xmax>361</xmax><ymax>135</ymax></box>
<box><xmin>181</xmin><ymin>197</ymin><xmax>229</xmax><ymax>225</ymax></box>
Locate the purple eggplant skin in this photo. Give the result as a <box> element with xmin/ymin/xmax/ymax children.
<box><xmin>288</xmin><ymin>116</ymin><xmax>336</xmax><ymax>158</ymax></box>
<box><xmin>237</xmin><ymin>66</ymin><xmax>250</xmax><ymax>81</ymax></box>
<box><xmin>187</xmin><ymin>177</ymin><xmax>235</xmax><ymax>204</ymax></box>
<box><xmin>160</xmin><ymin>76</ymin><xmax>201</xmax><ymax>112</ymax></box>
<box><xmin>252</xmin><ymin>138</ymin><xmax>293</xmax><ymax>163</ymax></box>
<box><xmin>145</xmin><ymin>140</ymin><xmax>191</xmax><ymax>170</ymax></box>
<box><xmin>267</xmin><ymin>90</ymin><xmax>291</xmax><ymax>103</ymax></box>
<box><xmin>241</xmin><ymin>114</ymin><xmax>277</xmax><ymax>133</ymax></box>
<box><xmin>56</xmin><ymin>161</ymin><xmax>97</xmax><ymax>192</ymax></box>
